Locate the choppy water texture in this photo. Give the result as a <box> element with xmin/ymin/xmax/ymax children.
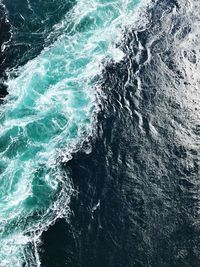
<box><xmin>0</xmin><ymin>0</ymin><xmax>144</xmax><ymax>266</ymax></box>
<box><xmin>40</xmin><ymin>0</ymin><xmax>200</xmax><ymax>267</ymax></box>
<box><xmin>0</xmin><ymin>0</ymin><xmax>200</xmax><ymax>266</ymax></box>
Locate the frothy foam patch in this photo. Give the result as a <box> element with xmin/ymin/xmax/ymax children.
<box><xmin>0</xmin><ymin>0</ymin><xmax>145</xmax><ymax>265</ymax></box>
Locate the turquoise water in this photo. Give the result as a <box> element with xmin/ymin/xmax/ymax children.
<box><xmin>0</xmin><ymin>0</ymin><xmax>141</xmax><ymax>266</ymax></box>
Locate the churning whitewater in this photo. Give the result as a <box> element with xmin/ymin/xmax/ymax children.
<box><xmin>0</xmin><ymin>0</ymin><xmax>145</xmax><ymax>266</ymax></box>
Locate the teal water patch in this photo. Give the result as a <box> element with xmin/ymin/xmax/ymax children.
<box><xmin>1</xmin><ymin>0</ymin><xmax>77</xmax><ymax>68</ymax></box>
<box><xmin>0</xmin><ymin>0</ymin><xmax>142</xmax><ymax>266</ymax></box>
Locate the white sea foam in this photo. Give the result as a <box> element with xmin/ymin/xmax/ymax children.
<box><xmin>0</xmin><ymin>0</ymin><xmax>150</xmax><ymax>266</ymax></box>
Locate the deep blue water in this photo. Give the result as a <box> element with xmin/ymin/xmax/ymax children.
<box><xmin>0</xmin><ymin>0</ymin><xmax>200</xmax><ymax>266</ymax></box>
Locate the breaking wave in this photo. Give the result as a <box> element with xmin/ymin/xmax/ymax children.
<box><xmin>0</xmin><ymin>0</ymin><xmax>148</xmax><ymax>266</ymax></box>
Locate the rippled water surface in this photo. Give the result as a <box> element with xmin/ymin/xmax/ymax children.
<box><xmin>0</xmin><ymin>0</ymin><xmax>200</xmax><ymax>266</ymax></box>
<box><xmin>0</xmin><ymin>0</ymin><xmax>144</xmax><ymax>266</ymax></box>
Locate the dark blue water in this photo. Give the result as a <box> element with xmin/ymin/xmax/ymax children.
<box><xmin>0</xmin><ymin>0</ymin><xmax>200</xmax><ymax>266</ymax></box>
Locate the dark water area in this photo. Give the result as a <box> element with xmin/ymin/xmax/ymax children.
<box><xmin>0</xmin><ymin>0</ymin><xmax>200</xmax><ymax>266</ymax></box>
<box><xmin>40</xmin><ymin>0</ymin><xmax>200</xmax><ymax>266</ymax></box>
<box><xmin>0</xmin><ymin>0</ymin><xmax>75</xmax><ymax>101</ymax></box>
<box><xmin>0</xmin><ymin>0</ymin><xmax>75</xmax><ymax>65</ymax></box>
<box><xmin>0</xmin><ymin>4</ymin><xmax>10</xmax><ymax>100</ymax></box>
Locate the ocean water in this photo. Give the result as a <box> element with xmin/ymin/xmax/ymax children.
<box><xmin>0</xmin><ymin>0</ymin><xmax>146</xmax><ymax>266</ymax></box>
<box><xmin>41</xmin><ymin>0</ymin><xmax>200</xmax><ymax>266</ymax></box>
<box><xmin>0</xmin><ymin>0</ymin><xmax>200</xmax><ymax>266</ymax></box>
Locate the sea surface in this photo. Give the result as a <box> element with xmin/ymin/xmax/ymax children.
<box><xmin>0</xmin><ymin>0</ymin><xmax>199</xmax><ymax>266</ymax></box>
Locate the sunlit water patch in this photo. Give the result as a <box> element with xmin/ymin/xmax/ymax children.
<box><xmin>0</xmin><ymin>0</ymin><xmax>144</xmax><ymax>266</ymax></box>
